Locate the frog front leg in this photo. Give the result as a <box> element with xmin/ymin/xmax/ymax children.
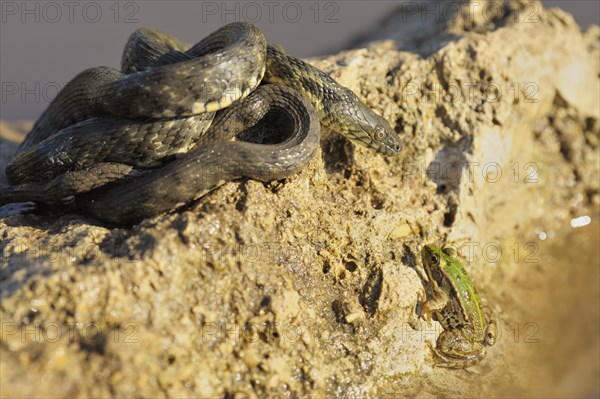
<box><xmin>430</xmin><ymin>328</ymin><xmax>486</xmax><ymax>369</ymax></box>
<box><xmin>417</xmin><ymin>283</ymin><xmax>448</xmax><ymax>324</ymax></box>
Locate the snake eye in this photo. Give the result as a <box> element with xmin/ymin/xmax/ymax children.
<box><xmin>375</xmin><ymin>127</ymin><xmax>386</xmax><ymax>140</ymax></box>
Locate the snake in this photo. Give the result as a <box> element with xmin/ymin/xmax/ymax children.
<box><xmin>0</xmin><ymin>22</ymin><xmax>402</xmax><ymax>225</ymax></box>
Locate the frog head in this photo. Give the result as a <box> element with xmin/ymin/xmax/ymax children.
<box><xmin>421</xmin><ymin>244</ymin><xmax>453</xmax><ymax>287</ymax></box>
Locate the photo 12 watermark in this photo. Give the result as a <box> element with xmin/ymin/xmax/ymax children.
<box><xmin>400</xmin><ymin>160</ymin><xmax>541</xmax><ymax>186</ymax></box>
<box><xmin>395</xmin><ymin>1</ymin><xmax>541</xmax><ymax>24</ymax></box>
<box><xmin>1</xmin><ymin>1</ymin><xmax>140</xmax><ymax>24</ymax></box>
<box><xmin>452</xmin><ymin>240</ymin><xmax>541</xmax><ymax>264</ymax></box>
<box><xmin>2</xmin><ymin>81</ymin><xmax>67</xmax><ymax>105</ymax></box>
<box><xmin>199</xmin><ymin>1</ymin><xmax>339</xmax><ymax>24</ymax></box>
<box><xmin>1</xmin><ymin>321</ymin><xmax>139</xmax><ymax>344</ymax></box>
<box><xmin>401</xmin><ymin>320</ymin><xmax>540</xmax><ymax>345</ymax></box>
<box><xmin>197</xmin><ymin>240</ymin><xmax>303</xmax><ymax>267</ymax></box>
<box><xmin>0</xmin><ymin>236</ymin><xmax>141</xmax><ymax>266</ymax></box>
<box><xmin>199</xmin><ymin>321</ymin><xmax>303</xmax><ymax>345</ymax></box>
<box><xmin>397</xmin><ymin>80</ymin><xmax>540</xmax><ymax>105</ymax></box>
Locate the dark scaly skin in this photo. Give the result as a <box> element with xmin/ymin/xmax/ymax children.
<box><xmin>0</xmin><ymin>164</ymin><xmax>138</xmax><ymax>204</ymax></box>
<box><xmin>77</xmin><ymin>85</ymin><xmax>320</xmax><ymax>225</ymax></box>
<box><xmin>6</xmin><ymin>114</ymin><xmax>215</xmax><ymax>184</ymax></box>
<box><xmin>1</xmin><ymin>85</ymin><xmax>317</xmax><ymax>225</ymax></box>
<box><xmin>265</xmin><ymin>45</ymin><xmax>402</xmax><ymax>155</ymax></box>
<box><xmin>0</xmin><ymin>22</ymin><xmax>402</xmax><ymax>224</ymax></box>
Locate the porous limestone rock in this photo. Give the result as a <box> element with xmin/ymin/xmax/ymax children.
<box><xmin>1</xmin><ymin>1</ymin><xmax>598</xmax><ymax>397</ymax></box>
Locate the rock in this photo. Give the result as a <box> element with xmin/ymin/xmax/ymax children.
<box><xmin>1</xmin><ymin>1</ymin><xmax>598</xmax><ymax>397</ymax></box>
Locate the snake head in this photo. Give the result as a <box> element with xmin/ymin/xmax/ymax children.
<box><xmin>336</xmin><ymin>97</ymin><xmax>403</xmax><ymax>156</ymax></box>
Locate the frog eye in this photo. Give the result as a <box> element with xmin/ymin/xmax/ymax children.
<box><xmin>430</xmin><ymin>254</ymin><xmax>439</xmax><ymax>265</ymax></box>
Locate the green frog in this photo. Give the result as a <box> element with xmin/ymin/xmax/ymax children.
<box><xmin>418</xmin><ymin>244</ymin><xmax>497</xmax><ymax>368</ymax></box>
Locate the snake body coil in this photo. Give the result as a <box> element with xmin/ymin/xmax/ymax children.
<box><xmin>0</xmin><ymin>22</ymin><xmax>402</xmax><ymax>225</ymax></box>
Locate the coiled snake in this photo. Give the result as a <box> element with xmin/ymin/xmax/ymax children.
<box><xmin>0</xmin><ymin>22</ymin><xmax>402</xmax><ymax>225</ymax></box>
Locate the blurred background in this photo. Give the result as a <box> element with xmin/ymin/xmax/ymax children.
<box><xmin>0</xmin><ymin>0</ymin><xmax>598</xmax><ymax>121</ymax></box>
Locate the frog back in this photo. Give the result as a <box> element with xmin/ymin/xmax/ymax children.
<box><xmin>440</xmin><ymin>258</ymin><xmax>486</xmax><ymax>336</ymax></box>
